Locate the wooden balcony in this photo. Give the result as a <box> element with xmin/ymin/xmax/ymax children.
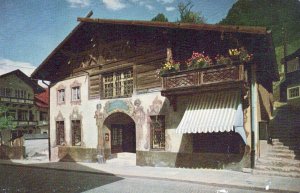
<box><xmin>0</xmin><ymin>97</ymin><xmax>34</xmax><ymax>105</ymax></box>
<box><xmin>12</xmin><ymin>120</ymin><xmax>38</xmax><ymax>127</ymax></box>
<box><xmin>161</xmin><ymin>65</ymin><xmax>246</xmax><ymax>109</ymax></box>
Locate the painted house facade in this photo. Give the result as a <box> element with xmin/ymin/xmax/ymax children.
<box><xmin>32</xmin><ymin>16</ymin><xmax>278</xmax><ymax>170</ymax></box>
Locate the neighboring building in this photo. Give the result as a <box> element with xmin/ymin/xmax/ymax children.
<box><xmin>0</xmin><ymin>70</ymin><xmax>48</xmax><ymax>145</ymax></box>
<box><xmin>31</xmin><ymin>17</ymin><xmax>278</xmax><ymax>170</ymax></box>
<box><xmin>280</xmin><ymin>48</ymin><xmax>300</xmax><ymax>107</ymax></box>
<box><xmin>35</xmin><ymin>89</ymin><xmax>49</xmax><ymax>134</ymax></box>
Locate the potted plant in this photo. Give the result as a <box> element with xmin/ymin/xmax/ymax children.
<box><xmin>215</xmin><ymin>55</ymin><xmax>232</xmax><ymax>66</ymax></box>
<box><xmin>158</xmin><ymin>60</ymin><xmax>180</xmax><ymax>76</ymax></box>
<box><xmin>228</xmin><ymin>47</ymin><xmax>253</xmax><ymax>64</ymax></box>
<box><xmin>186</xmin><ymin>52</ymin><xmax>212</xmax><ymax>70</ymax></box>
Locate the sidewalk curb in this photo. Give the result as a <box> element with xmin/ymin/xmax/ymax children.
<box><xmin>1</xmin><ymin>162</ymin><xmax>298</xmax><ymax>193</ymax></box>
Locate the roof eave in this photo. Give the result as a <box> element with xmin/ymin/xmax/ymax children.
<box><xmin>77</xmin><ymin>17</ymin><xmax>268</xmax><ymax>35</ymax></box>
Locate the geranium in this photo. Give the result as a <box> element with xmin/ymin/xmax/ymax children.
<box><xmin>186</xmin><ymin>52</ymin><xmax>212</xmax><ymax>69</ymax></box>
<box><xmin>158</xmin><ymin>60</ymin><xmax>180</xmax><ymax>75</ymax></box>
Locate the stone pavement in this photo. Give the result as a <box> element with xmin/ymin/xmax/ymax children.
<box><xmin>0</xmin><ymin>157</ymin><xmax>300</xmax><ymax>193</ymax></box>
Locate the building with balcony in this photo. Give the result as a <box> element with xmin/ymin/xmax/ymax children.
<box><xmin>0</xmin><ymin>70</ymin><xmax>48</xmax><ymax>145</ymax></box>
<box><xmin>31</xmin><ymin>16</ymin><xmax>278</xmax><ymax>170</ymax></box>
<box><xmin>280</xmin><ymin>48</ymin><xmax>300</xmax><ymax>107</ymax></box>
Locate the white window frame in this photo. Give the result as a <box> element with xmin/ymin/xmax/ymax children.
<box><xmin>71</xmin><ymin>86</ymin><xmax>81</xmax><ymax>102</ymax></box>
<box><xmin>287</xmin><ymin>86</ymin><xmax>300</xmax><ymax>100</ymax></box>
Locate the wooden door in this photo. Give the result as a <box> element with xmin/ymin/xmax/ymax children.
<box><xmin>111</xmin><ymin>124</ymin><xmax>123</xmax><ymax>154</ymax></box>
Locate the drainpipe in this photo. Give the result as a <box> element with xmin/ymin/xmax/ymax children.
<box><xmin>250</xmin><ymin>64</ymin><xmax>258</xmax><ymax>168</ymax></box>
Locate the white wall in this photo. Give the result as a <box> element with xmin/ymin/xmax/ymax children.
<box><xmin>49</xmin><ymin>74</ymin><xmax>186</xmax><ymax>156</ymax></box>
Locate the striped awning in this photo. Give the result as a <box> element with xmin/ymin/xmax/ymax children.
<box><xmin>176</xmin><ymin>90</ymin><xmax>245</xmax><ymax>141</ymax></box>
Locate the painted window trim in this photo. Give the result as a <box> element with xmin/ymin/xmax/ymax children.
<box><xmin>287</xmin><ymin>86</ymin><xmax>300</xmax><ymax>100</ymax></box>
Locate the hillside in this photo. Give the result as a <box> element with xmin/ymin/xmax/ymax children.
<box><xmin>220</xmin><ymin>0</ymin><xmax>300</xmax><ymax>72</ymax></box>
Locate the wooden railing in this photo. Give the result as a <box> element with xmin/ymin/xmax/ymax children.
<box><xmin>162</xmin><ymin>64</ymin><xmax>244</xmax><ymax>90</ymax></box>
<box><xmin>0</xmin><ymin>97</ymin><xmax>34</xmax><ymax>104</ymax></box>
<box><xmin>12</xmin><ymin>120</ymin><xmax>38</xmax><ymax>126</ymax></box>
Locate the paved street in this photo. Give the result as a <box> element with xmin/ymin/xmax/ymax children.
<box><xmin>0</xmin><ymin>164</ymin><xmax>283</xmax><ymax>193</ymax></box>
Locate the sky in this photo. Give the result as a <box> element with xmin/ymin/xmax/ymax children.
<box><xmin>0</xmin><ymin>0</ymin><xmax>236</xmax><ymax>77</ymax></box>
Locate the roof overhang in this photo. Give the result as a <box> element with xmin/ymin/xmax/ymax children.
<box><xmin>31</xmin><ymin>16</ymin><xmax>278</xmax><ymax>82</ymax></box>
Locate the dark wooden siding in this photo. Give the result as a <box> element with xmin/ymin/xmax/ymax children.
<box><xmin>87</xmin><ymin>49</ymin><xmax>166</xmax><ymax>99</ymax></box>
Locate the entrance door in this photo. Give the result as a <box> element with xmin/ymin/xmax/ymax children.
<box><xmin>111</xmin><ymin>123</ymin><xmax>136</xmax><ymax>154</ymax></box>
<box><xmin>122</xmin><ymin>123</ymin><xmax>136</xmax><ymax>153</ymax></box>
<box><xmin>111</xmin><ymin>124</ymin><xmax>123</xmax><ymax>154</ymax></box>
<box><xmin>104</xmin><ymin>112</ymin><xmax>136</xmax><ymax>155</ymax></box>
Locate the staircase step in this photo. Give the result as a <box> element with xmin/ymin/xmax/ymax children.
<box><xmin>267</xmin><ymin>152</ymin><xmax>295</xmax><ymax>159</ymax></box>
<box><xmin>255</xmin><ymin>164</ymin><xmax>300</xmax><ymax>173</ymax></box>
<box><xmin>256</xmin><ymin>158</ymin><xmax>300</xmax><ymax>167</ymax></box>
<box><xmin>253</xmin><ymin>169</ymin><xmax>300</xmax><ymax>178</ymax></box>
<box><xmin>270</xmin><ymin>148</ymin><xmax>295</xmax><ymax>154</ymax></box>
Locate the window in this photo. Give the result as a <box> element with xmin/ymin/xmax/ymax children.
<box><xmin>72</xmin><ymin>120</ymin><xmax>81</xmax><ymax>146</ymax></box>
<box><xmin>57</xmin><ymin>89</ymin><xmax>65</xmax><ymax>104</ymax></box>
<box><xmin>5</xmin><ymin>88</ymin><xmax>12</xmax><ymax>97</ymax></box>
<box><xmin>0</xmin><ymin>88</ymin><xmax>4</xmax><ymax>96</ymax></box>
<box><xmin>40</xmin><ymin>112</ymin><xmax>48</xmax><ymax>121</ymax></box>
<box><xmin>111</xmin><ymin>126</ymin><xmax>123</xmax><ymax>146</ymax></box>
<box><xmin>103</xmin><ymin>69</ymin><xmax>133</xmax><ymax>99</ymax></box>
<box><xmin>150</xmin><ymin>115</ymin><xmax>165</xmax><ymax>150</ymax></box>
<box><xmin>288</xmin><ymin>86</ymin><xmax>300</xmax><ymax>99</ymax></box>
<box><xmin>18</xmin><ymin>110</ymin><xmax>28</xmax><ymax>121</ymax></box>
<box><xmin>287</xmin><ymin>58</ymin><xmax>300</xmax><ymax>73</ymax></box>
<box><xmin>71</xmin><ymin>86</ymin><xmax>81</xmax><ymax>101</ymax></box>
<box><xmin>56</xmin><ymin>121</ymin><xmax>65</xmax><ymax>145</ymax></box>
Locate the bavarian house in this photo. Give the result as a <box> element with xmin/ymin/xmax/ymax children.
<box><xmin>31</xmin><ymin>13</ymin><xmax>278</xmax><ymax>170</ymax></box>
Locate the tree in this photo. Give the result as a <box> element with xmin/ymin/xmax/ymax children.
<box><xmin>177</xmin><ymin>0</ymin><xmax>206</xmax><ymax>24</ymax></box>
<box><xmin>0</xmin><ymin>104</ymin><xmax>15</xmax><ymax>145</ymax></box>
<box><xmin>151</xmin><ymin>13</ymin><xmax>169</xmax><ymax>22</ymax></box>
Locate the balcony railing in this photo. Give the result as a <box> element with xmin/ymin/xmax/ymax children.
<box><xmin>162</xmin><ymin>64</ymin><xmax>244</xmax><ymax>90</ymax></box>
<box><xmin>0</xmin><ymin>97</ymin><xmax>34</xmax><ymax>104</ymax></box>
<box><xmin>12</xmin><ymin>120</ymin><xmax>38</xmax><ymax>126</ymax></box>
<box><xmin>38</xmin><ymin>120</ymin><xmax>49</xmax><ymax>126</ymax></box>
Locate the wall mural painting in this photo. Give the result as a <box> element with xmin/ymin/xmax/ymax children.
<box><xmin>94</xmin><ymin>103</ymin><xmax>104</xmax><ymax>126</ymax></box>
<box><xmin>146</xmin><ymin>96</ymin><xmax>164</xmax><ymax>150</ymax></box>
<box><xmin>104</xmin><ymin>99</ymin><xmax>134</xmax><ymax>116</ymax></box>
<box><xmin>55</xmin><ymin>111</ymin><xmax>64</xmax><ymax>122</ymax></box>
<box><xmin>133</xmin><ymin>99</ymin><xmax>146</xmax><ymax>149</ymax></box>
<box><xmin>70</xmin><ymin>107</ymin><xmax>82</xmax><ymax>120</ymax></box>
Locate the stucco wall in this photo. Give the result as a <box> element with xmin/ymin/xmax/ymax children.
<box><xmin>50</xmin><ymin>74</ymin><xmax>249</xmax><ymax>168</ymax></box>
<box><xmin>50</xmin><ymin>74</ymin><xmax>189</xmax><ymax>161</ymax></box>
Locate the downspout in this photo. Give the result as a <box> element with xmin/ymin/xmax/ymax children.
<box><xmin>250</xmin><ymin>64</ymin><xmax>258</xmax><ymax>168</ymax></box>
<box><xmin>42</xmin><ymin>80</ymin><xmax>51</xmax><ymax>161</ymax></box>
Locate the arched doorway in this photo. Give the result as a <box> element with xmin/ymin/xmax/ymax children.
<box><xmin>104</xmin><ymin>112</ymin><xmax>136</xmax><ymax>154</ymax></box>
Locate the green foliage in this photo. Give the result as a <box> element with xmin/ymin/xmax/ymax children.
<box><xmin>151</xmin><ymin>13</ymin><xmax>169</xmax><ymax>22</ymax></box>
<box><xmin>0</xmin><ymin>104</ymin><xmax>14</xmax><ymax>130</ymax></box>
<box><xmin>220</xmin><ymin>0</ymin><xmax>300</xmax><ymax>47</ymax></box>
<box><xmin>220</xmin><ymin>0</ymin><xmax>300</xmax><ymax>100</ymax></box>
<box><xmin>220</xmin><ymin>0</ymin><xmax>300</xmax><ymax>70</ymax></box>
<box><xmin>177</xmin><ymin>0</ymin><xmax>206</xmax><ymax>23</ymax></box>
